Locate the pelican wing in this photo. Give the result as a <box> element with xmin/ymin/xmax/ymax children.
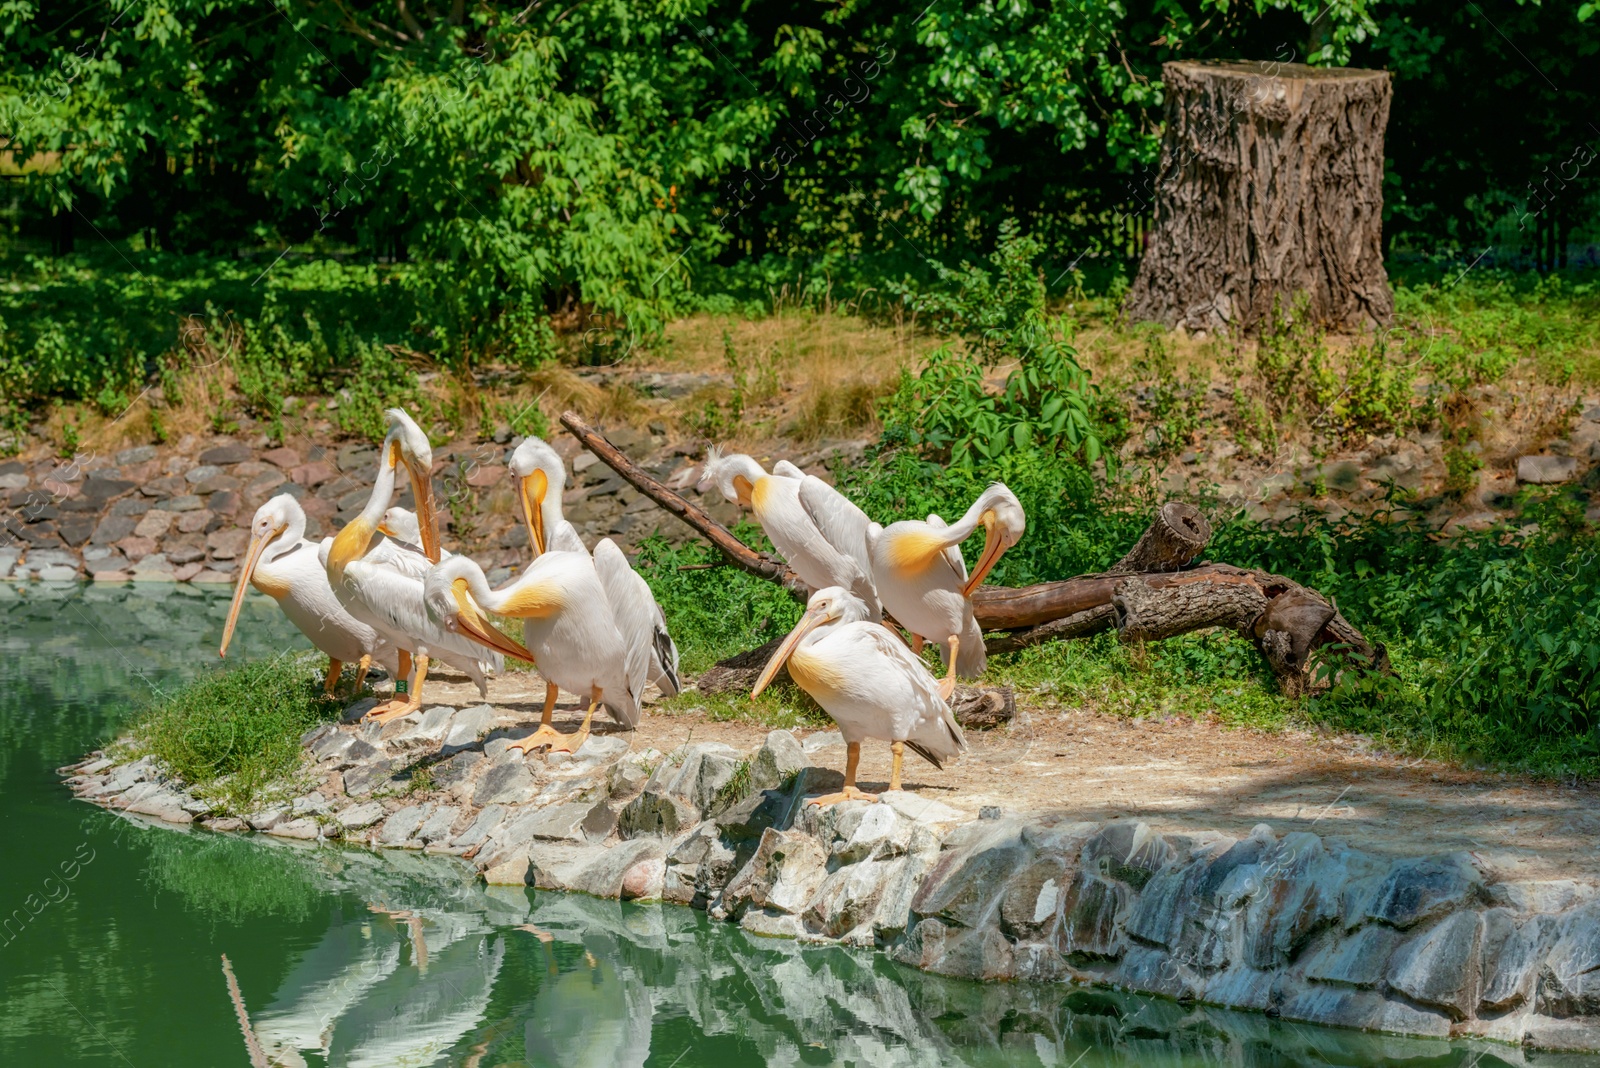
<box><xmin>342</xmin><ymin>559</ymin><xmax>504</xmax><ymax>679</ymax></box>
<box><xmin>796</xmin><ymin>476</ymin><xmax>874</xmax><ymax>569</ymax></box>
<box><xmin>771</xmin><ymin>459</ymin><xmax>806</xmax><ymax>479</ymax></box>
<box><xmin>855</xmin><ymin>623</ymin><xmax>967</xmax><ymax>765</ymax></box>
<box><xmin>549</xmin><ymin>518</ymin><xmax>588</xmax><ymax>555</ymax></box>
<box><xmin>592</xmin><ymin>539</ymin><xmax>661</xmax><ymax>703</ymax></box>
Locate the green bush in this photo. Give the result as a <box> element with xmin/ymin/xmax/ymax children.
<box><xmin>882</xmin><ymin>221</ymin><xmax>1109</xmax><ymax>469</ymax></box>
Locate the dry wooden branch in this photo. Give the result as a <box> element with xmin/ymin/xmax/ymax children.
<box><xmin>560</xmin><ymin>411</ymin><xmax>809</xmax><ymax>601</ymax></box>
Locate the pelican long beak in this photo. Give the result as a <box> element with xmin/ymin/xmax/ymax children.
<box><xmin>519</xmin><ymin>469</ymin><xmax>548</xmax><ymax>556</ymax></box>
<box><xmin>961</xmin><ymin>512</ymin><xmax>1004</xmax><ymax>598</ymax></box>
<box><xmin>751</xmin><ymin>607</ymin><xmax>828</xmax><ymax>699</ymax></box>
<box><xmin>403</xmin><ymin>454</ymin><xmax>442</xmax><ymax>564</ymax></box>
<box><xmin>449</xmin><ymin>579</ymin><xmax>537</xmax><ymax>664</ymax></box>
<box><xmin>219</xmin><ymin>527</ymin><xmax>282</xmax><ymax>657</ymax></box>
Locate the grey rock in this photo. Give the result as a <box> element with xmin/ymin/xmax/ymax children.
<box><xmin>266</xmin><ymin>818</ymin><xmax>320</xmax><ymax>840</ymax></box>
<box><xmin>719</xmin><ymin>828</ymin><xmax>828</xmax><ymax>918</ymax></box>
<box><xmin>1057</xmin><ymin>872</ymin><xmax>1129</xmax><ymax>959</ymax></box>
<box><xmin>664</xmin><ymin>742</ymin><xmax>745</xmax><ymax>813</ymax></box>
<box><xmin>343</xmin><ymin>759</ymin><xmax>398</xmax><ymax>797</ymax></box>
<box><xmin>618</xmin><ymin>788</ymin><xmax>698</xmax><ymax>838</ymax></box>
<box><xmin>1305</xmin><ymin>924</ymin><xmax>1402</xmax><ymax>988</ymax></box>
<box><xmin>442</xmin><ymin>704</ymin><xmax>495</xmax><ymax>751</ymax></box>
<box><xmin>1387</xmin><ymin>910</ymin><xmax>1482</xmax><ymax>1019</ymax></box>
<box><xmin>1365</xmin><ymin>854</ymin><xmax>1484</xmax><ymax>929</ymax></box>
<box><xmin>431</xmin><ymin>750</ymin><xmax>484</xmax><ymax>792</ymax></box>
<box><xmin>39</xmin><ymin>565</ymin><xmax>78</xmax><ymax>581</ymax></box>
<box><xmin>750</xmin><ymin>730</ymin><xmax>807</xmax><ymax>792</ymax></box>
<box><xmin>377</xmin><ymin>804</ymin><xmax>431</xmax><ymax>846</ymax></box>
<box><xmin>184</xmin><ymin>464</ymin><xmax>224</xmax><ymax>483</ymax></box>
<box><xmin>1481</xmin><ymin>911</ymin><xmax>1554</xmax><ymax>1012</ymax></box>
<box><xmin>116</xmin><ymin>445</ymin><xmax>157</xmax><ymax>465</ymax></box>
<box><xmin>1083</xmin><ymin>820</ymin><xmax>1176</xmax><ymax>891</ymax></box>
<box><xmin>246</xmin><ymin>807</ymin><xmax>287</xmax><ymax>831</ymax></box>
<box><xmin>473</xmin><ymin>759</ymin><xmax>539</xmax><ymax>806</ymax></box>
<box><xmin>90</xmin><ymin>515</ymin><xmax>137</xmax><ymax>545</ymax></box>
<box><xmin>912</xmin><ymin>822</ymin><xmax>1029</xmax><ymax>930</ymax></box>
<box><xmin>451</xmin><ymin>804</ymin><xmax>507</xmax><ymax>849</ymax></box>
<box><xmin>1539</xmin><ymin>900</ymin><xmax>1600</xmax><ymax>1016</ymax></box>
<box><xmin>200</xmin><ymin>444</ymin><xmax>252</xmax><ymax>465</ymax></box>
<box><xmin>416</xmin><ymin>805</ymin><xmax>461</xmax><ymax>844</ymax></box>
<box><xmin>336</xmin><ymin>801</ymin><xmax>386</xmax><ymax>829</ymax></box>
<box><xmin>1518</xmin><ymin>455</ymin><xmax>1579</xmax><ymax>484</ymax></box>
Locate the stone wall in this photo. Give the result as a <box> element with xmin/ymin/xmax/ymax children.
<box><xmin>66</xmin><ymin>706</ymin><xmax>1600</xmax><ymax>1053</ymax></box>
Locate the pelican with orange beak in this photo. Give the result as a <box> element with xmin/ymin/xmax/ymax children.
<box><xmin>219</xmin><ymin>494</ymin><xmax>400</xmax><ymax>693</ymax></box>
<box><xmin>511</xmin><ymin>436</ymin><xmax>679</xmax><ymax>696</ymax></box>
<box><xmin>752</xmin><ymin>586</ymin><xmax>965</xmax><ymax>805</ymax></box>
<box><xmin>324</xmin><ymin>408</ymin><xmax>501</xmax><ymax>722</ymax></box>
<box><xmin>865</xmin><ymin>483</ymin><xmax>1025</xmax><ymax>698</ymax></box>
<box><xmin>424</xmin><ymin>548</ymin><xmax>647</xmax><ymax>755</ymax></box>
<box><xmin>698</xmin><ymin>449</ymin><xmax>880</xmax><ymax>619</ymax></box>
<box><xmin>509</xmin><ymin>436</ymin><xmax>587</xmax><ymax>558</ymax></box>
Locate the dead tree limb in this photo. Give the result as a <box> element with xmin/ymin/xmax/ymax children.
<box><xmin>561</xmin><ymin>411</ymin><xmax>809</xmax><ymax>601</ymax></box>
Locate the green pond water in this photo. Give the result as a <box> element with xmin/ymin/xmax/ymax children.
<box><xmin>0</xmin><ymin>583</ymin><xmax>1586</xmax><ymax>1067</ymax></box>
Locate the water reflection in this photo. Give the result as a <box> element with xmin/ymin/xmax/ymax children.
<box><xmin>132</xmin><ymin>824</ymin><xmax>1565</xmax><ymax>1068</ymax></box>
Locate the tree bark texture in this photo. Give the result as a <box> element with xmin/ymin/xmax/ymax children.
<box><xmin>560</xmin><ymin>413</ymin><xmax>1388</xmax><ymax>696</ymax></box>
<box><xmin>1125</xmin><ymin>60</ymin><xmax>1393</xmax><ymax>333</ymax></box>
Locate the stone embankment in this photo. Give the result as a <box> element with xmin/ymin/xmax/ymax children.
<box><xmin>67</xmin><ymin>702</ymin><xmax>1600</xmax><ymax>1053</ymax></box>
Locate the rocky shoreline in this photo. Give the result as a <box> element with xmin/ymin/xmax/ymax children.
<box><xmin>66</xmin><ymin>700</ymin><xmax>1600</xmax><ymax>1053</ymax></box>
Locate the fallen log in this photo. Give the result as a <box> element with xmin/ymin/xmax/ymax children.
<box><xmin>560</xmin><ymin>411</ymin><xmax>1388</xmax><ymax>696</ymax></box>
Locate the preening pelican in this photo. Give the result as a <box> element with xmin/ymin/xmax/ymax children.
<box><xmin>220</xmin><ymin>494</ymin><xmax>400</xmax><ymax>693</ymax></box>
<box><xmin>425</xmin><ymin>550</ymin><xmax>647</xmax><ymax>755</ymax></box>
<box><xmin>752</xmin><ymin>586</ymin><xmax>965</xmax><ymax>804</ymax></box>
<box><xmin>866</xmin><ymin>483</ymin><xmax>1026</xmax><ymax>698</ymax></box>
<box><xmin>325</xmin><ymin>409</ymin><xmax>502</xmax><ymax>722</ymax></box>
<box><xmin>698</xmin><ymin>449</ymin><xmax>879</xmax><ymax>618</ymax></box>
<box><xmin>512</xmin><ymin>436</ymin><xmax>680</xmax><ymax>696</ymax></box>
<box><xmin>509</xmin><ymin>436</ymin><xmax>587</xmax><ymax>557</ymax></box>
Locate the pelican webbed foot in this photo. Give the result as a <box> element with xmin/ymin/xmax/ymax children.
<box><xmin>507</xmin><ymin>723</ymin><xmax>581</xmax><ymax>756</ymax></box>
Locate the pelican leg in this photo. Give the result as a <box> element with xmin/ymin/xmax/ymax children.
<box><xmin>350</xmin><ymin>654</ymin><xmax>373</xmax><ymax>694</ymax></box>
<box><xmin>565</xmin><ymin>686</ymin><xmax>602</xmax><ymax>755</ymax></box>
<box><xmin>323</xmin><ymin>658</ymin><xmax>344</xmax><ymax>696</ymax></box>
<box><xmin>808</xmin><ymin>742</ymin><xmax>879</xmax><ymax>806</ymax></box>
<box><xmin>509</xmin><ymin>681</ymin><xmax>576</xmax><ymax>756</ymax></box>
<box><xmin>889</xmin><ymin>740</ymin><xmax>904</xmax><ymax>792</ymax></box>
<box><xmin>937</xmin><ymin>636</ymin><xmax>959</xmax><ymax>702</ymax></box>
<box><xmin>365</xmin><ymin>652</ymin><xmax>428</xmax><ymax>723</ymax></box>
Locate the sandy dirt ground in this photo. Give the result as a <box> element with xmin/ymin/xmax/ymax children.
<box><xmin>411</xmin><ymin>667</ymin><xmax>1600</xmax><ymax>885</ymax></box>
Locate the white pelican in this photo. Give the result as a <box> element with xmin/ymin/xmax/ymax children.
<box><xmin>752</xmin><ymin>586</ymin><xmax>965</xmax><ymax>804</ymax></box>
<box><xmin>220</xmin><ymin>494</ymin><xmax>400</xmax><ymax>693</ymax></box>
<box><xmin>698</xmin><ymin>449</ymin><xmax>879</xmax><ymax>618</ymax></box>
<box><xmin>324</xmin><ymin>409</ymin><xmax>502</xmax><ymax>722</ymax></box>
<box><xmin>508</xmin><ymin>436</ymin><xmax>588</xmax><ymax>556</ymax></box>
<box><xmin>512</xmin><ymin>436</ymin><xmax>680</xmax><ymax>696</ymax></box>
<box><xmin>425</xmin><ymin>549</ymin><xmax>647</xmax><ymax>755</ymax></box>
<box><xmin>865</xmin><ymin>483</ymin><xmax>1026</xmax><ymax>698</ymax></box>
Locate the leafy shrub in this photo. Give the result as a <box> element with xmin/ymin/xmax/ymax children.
<box><xmin>882</xmin><ymin>220</ymin><xmax>1108</xmax><ymax>469</ymax></box>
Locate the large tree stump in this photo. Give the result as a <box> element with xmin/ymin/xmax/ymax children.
<box><xmin>1125</xmin><ymin>60</ymin><xmax>1393</xmax><ymax>333</ymax></box>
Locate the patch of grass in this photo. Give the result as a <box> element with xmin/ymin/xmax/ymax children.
<box><xmin>125</xmin><ymin>654</ymin><xmax>337</xmax><ymax>814</ymax></box>
<box><xmin>658</xmin><ymin>685</ymin><xmax>831</xmax><ymax>732</ymax></box>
